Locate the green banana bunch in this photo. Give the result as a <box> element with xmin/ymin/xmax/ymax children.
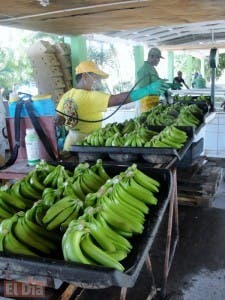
<box><xmin>9</xmin><ymin>181</ymin><xmax>35</xmax><ymax>208</ymax></box>
<box><xmin>0</xmin><ymin>186</ymin><xmax>18</xmax><ymax>220</ymax></box>
<box><xmin>145</xmin><ymin>126</ymin><xmax>188</xmax><ymax>149</ymax></box>
<box><xmin>123</xmin><ymin>132</ymin><xmax>146</xmax><ymax>147</ymax></box>
<box><xmin>188</xmin><ymin>104</ymin><xmax>204</xmax><ymax>117</ymax></box>
<box><xmin>0</xmin><ymin>189</ymin><xmax>26</xmax><ymax>213</ymax></box>
<box><xmin>0</xmin><ymin>214</ymin><xmax>38</xmax><ymax>257</ymax></box>
<box><xmin>42</xmin><ymin>196</ymin><xmax>83</xmax><ymax>230</ymax></box>
<box><xmin>62</xmin><ymin>220</ymin><xmax>125</xmax><ymax>271</ymax></box>
<box><xmin>28</xmin><ymin>170</ymin><xmax>46</xmax><ymax>193</ymax></box>
<box><xmin>20</xmin><ymin>178</ymin><xmax>42</xmax><ymax>200</ymax></box>
<box><xmin>138</xmin><ymin>127</ymin><xmax>158</xmax><ymax>141</ymax></box>
<box><xmin>86</xmin><ymin>130</ymin><xmax>105</xmax><ymax>146</ymax></box>
<box><xmin>42</xmin><ymin>187</ymin><xmax>64</xmax><ymax>206</ymax></box>
<box><xmin>105</xmin><ymin>132</ymin><xmax>124</xmax><ymax>147</ymax></box>
<box><xmin>97</xmin><ymin>195</ymin><xmax>144</xmax><ymax>234</ymax></box>
<box><xmin>72</xmin><ymin>161</ymin><xmax>109</xmax><ymax>198</ymax></box>
<box><xmin>26</xmin><ymin>200</ymin><xmax>49</xmax><ymax>226</ymax></box>
<box><xmin>119</xmin><ymin>177</ymin><xmax>158</xmax><ymax>206</ymax></box>
<box><xmin>121</xmin><ymin>119</ymin><xmax>139</xmax><ymax>135</ymax></box>
<box><xmin>12</xmin><ymin>213</ymin><xmax>58</xmax><ymax>255</ymax></box>
<box><xmin>43</xmin><ymin>165</ymin><xmax>70</xmax><ymax>188</ymax></box>
<box><xmin>126</xmin><ymin>164</ymin><xmax>160</xmax><ymax>193</ymax></box>
<box><xmin>91</xmin><ymin>159</ymin><xmax>110</xmax><ymax>182</ymax></box>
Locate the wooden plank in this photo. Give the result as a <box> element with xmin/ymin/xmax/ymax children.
<box><xmin>58</xmin><ymin>284</ymin><xmax>78</xmax><ymax>300</ymax></box>
<box><xmin>177</xmin><ymin>162</ymin><xmax>223</xmax><ymax>207</ymax></box>
<box><xmin>1</xmin><ymin>0</ymin><xmax>225</xmax><ymax>36</ymax></box>
<box><xmin>178</xmin><ymin>195</ymin><xmax>213</xmax><ymax>207</ymax></box>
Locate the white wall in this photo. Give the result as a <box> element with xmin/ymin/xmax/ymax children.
<box><xmin>204</xmin><ymin>112</ymin><xmax>225</xmax><ymax>158</ymax></box>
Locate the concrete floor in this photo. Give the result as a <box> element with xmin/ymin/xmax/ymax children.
<box><xmin>77</xmin><ymin>170</ymin><xmax>225</xmax><ymax>300</ymax></box>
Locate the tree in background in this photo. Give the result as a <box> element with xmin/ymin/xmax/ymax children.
<box><xmin>174</xmin><ymin>53</ymin><xmax>201</xmax><ymax>87</ymax></box>
<box><xmin>87</xmin><ymin>39</ymin><xmax>134</xmax><ymax>94</ymax></box>
<box><xmin>174</xmin><ymin>51</ymin><xmax>225</xmax><ymax>86</ymax></box>
<box><xmin>204</xmin><ymin>52</ymin><xmax>225</xmax><ymax>82</ymax></box>
<box><xmin>0</xmin><ymin>27</ymin><xmax>62</xmax><ymax>98</ymax></box>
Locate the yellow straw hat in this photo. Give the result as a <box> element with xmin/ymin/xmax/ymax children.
<box><xmin>75</xmin><ymin>61</ymin><xmax>109</xmax><ymax>79</ymax></box>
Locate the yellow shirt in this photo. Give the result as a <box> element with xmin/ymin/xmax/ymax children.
<box><xmin>57</xmin><ymin>88</ymin><xmax>110</xmax><ymax>134</ymax></box>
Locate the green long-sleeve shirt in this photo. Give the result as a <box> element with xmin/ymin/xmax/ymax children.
<box><xmin>136</xmin><ymin>61</ymin><xmax>160</xmax><ymax>88</ymax></box>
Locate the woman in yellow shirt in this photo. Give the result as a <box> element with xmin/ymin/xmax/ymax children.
<box><xmin>57</xmin><ymin>61</ymin><xmax>169</xmax><ymax>151</ymax></box>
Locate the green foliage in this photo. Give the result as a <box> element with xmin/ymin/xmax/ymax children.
<box><xmin>175</xmin><ymin>52</ymin><xmax>225</xmax><ymax>84</ymax></box>
<box><xmin>204</xmin><ymin>52</ymin><xmax>225</xmax><ymax>82</ymax></box>
<box><xmin>87</xmin><ymin>40</ymin><xmax>134</xmax><ymax>93</ymax></box>
<box><xmin>0</xmin><ymin>28</ymin><xmax>62</xmax><ymax>92</ymax></box>
<box><xmin>174</xmin><ymin>54</ymin><xmax>201</xmax><ymax>86</ymax></box>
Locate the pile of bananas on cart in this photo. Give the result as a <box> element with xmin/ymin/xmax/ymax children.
<box><xmin>0</xmin><ymin>160</ymin><xmax>161</xmax><ymax>271</ymax></box>
<box><xmin>77</xmin><ymin>103</ymin><xmax>205</xmax><ymax>148</ymax></box>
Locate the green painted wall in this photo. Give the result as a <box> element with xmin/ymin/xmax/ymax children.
<box><xmin>167</xmin><ymin>51</ymin><xmax>174</xmax><ymax>83</ymax></box>
<box><xmin>133</xmin><ymin>45</ymin><xmax>144</xmax><ymax>84</ymax></box>
<box><xmin>65</xmin><ymin>35</ymin><xmax>87</xmax><ymax>85</ymax></box>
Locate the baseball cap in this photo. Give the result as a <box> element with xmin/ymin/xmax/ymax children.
<box><xmin>148</xmin><ymin>47</ymin><xmax>164</xmax><ymax>58</ymax></box>
<box><xmin>75</xmin><ymin>61</ymin><xmax>109</xmax><ymax>79</ymax></box>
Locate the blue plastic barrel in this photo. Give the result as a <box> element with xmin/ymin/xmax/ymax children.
<box><xmin>8</xmin><ymin>94</ymin><xmax>56</xmax><ymax>117</ymax></box>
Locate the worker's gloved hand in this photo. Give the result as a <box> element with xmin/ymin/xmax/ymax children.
<box><xmin>130</xmin><ymin>80</ymin><xmax>170</xmax><ymax>101</ymax></box>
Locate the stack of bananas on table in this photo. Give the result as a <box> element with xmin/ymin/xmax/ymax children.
<box><xmin>145</xmin><ymin>103</ymin><xmax>204</xmax><ymax>127</ymax></box>
<box><xmin>76</xmin><ymin>103</ymin><xmax>204</xmax><ymax>147</ymax></box>
<box><xmin>144</xmin><ymin>125</ymin><xmax>188</xmax><ymax>148</ymax></box>
<box><xmin>0</xmin><ymin>159</ymin><xmax>112</xmax><ymax>258</ymax></box>
<box><xmin>173</xmin><ymin>94</ymin><xmax>210</xmax><ymax>103</ymax></box>
<box><xmin>173</xmin><ymin>104</ymin><xmax>203</xmax><ymax>127</ymax></box>
<box><xmin>62</xmin><ymin>164</ymin><xmax>160</xmax><ymax>271</ymax></box>
<box><xmin>0</xmin><ymin>159</ymin><xmax>165</xmax><ymax>272</ymax></box>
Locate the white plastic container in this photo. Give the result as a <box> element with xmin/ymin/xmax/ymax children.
<box><xmin>25</xmin><ymin>128</ymin><xmax>41</xmax><ymax>166</ymax></box>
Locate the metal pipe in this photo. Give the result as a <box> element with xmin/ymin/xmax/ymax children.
<box><xmin>0</xmin><ymin>0</ymin><xmax>148</xmax><ymax>22</ymax></box>
<box><xmin>211</xmin><ymin>67</ymin><xmax>216</xmax><ymax>110</ymax></box>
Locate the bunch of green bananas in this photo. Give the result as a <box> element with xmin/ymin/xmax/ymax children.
<box><xmin>145</xmin><ymin>126</ymin><xmax>188</xmax><ymax>148</ymax></box>
<box><xmin>0</xmin><ymin>211</ymin><xmax>59</xmax><ymax>257</ymax></box>
<box><xmin>0</xmin><ymin>188</ymin><xmax>26</xmax><ymax>221</ymax></box>
<box><xmin>122</xmin><ymin>132</ymin><xmax>146</xmax><ymax>147</ymax></box>
<box><xmin>43</xmin><ymin>165</ymin><xmax>71</xmax><ymax>188</ymax></box>
<box><xmin>42</xmin><ymin>196</ymin><xmax>83</xmax><ymax>231</ymax></box>
<box><xmin>121</xmin><ymin>119</ymin><xmax>140</xmax><ymax>135</ymax></box>
<box><xmin>72</xmin><ymin>160</ymin><xmax>110</xmax><ymax>200</ymax></box>
<box><xmin>62</xmin><ymin>165</ymin><xmax>160</xmax><ymax>271</ymax></box>
<box><xmin>105</xmin><ymin>132</ymin><xmax>124</xmax><ymax>146</ymax></box>
<box><xmin>3</xmin><ymin>161</ymin><xmax>56</xmax><ymax>214</ymax></box>
<box><xmin>0</xmin><ymin>165</ymin><xmax>50</xmax><ymax>221</ymax></box>
<box><xmin>77</xmin><ymin>123</ymin><xmax>123</xmax><ymax>146</ymax></box>
<box><xmin>62</xmin><ymin>219</ymin><xmax>126</xmax><ymax>271</ymax></box>
<box><xmin>42</xmin><ymin>187</ymin><xmax>64</xmax><ymax>206</ymax></box>
<box><xmin>174</xmin><ymin>105</ymin><xmax>201</xmax><ymax>127</ymax></box>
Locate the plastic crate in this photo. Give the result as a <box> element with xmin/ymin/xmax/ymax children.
<box><xmin>177</xmin><ymin>137</ymin><xmax>204</xmax><ymax>168</ymax></box>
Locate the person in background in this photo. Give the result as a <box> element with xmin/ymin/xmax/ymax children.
<box><xmin>196</xmin><ymin>74</ymin><xmax>206</xmax><ymax>88</ymax></box>
<box><xmin>135</xmin><ymin>47</ymin><xmax>164</xmax><ymax>113</ymax></box>
<box><xmin>173</xmin><ymin>71</ymin><xmax>189</xmax><ymax>89</ymax></box>
<box><xmin>56</xmin><ymin>61</ymin><xmax>169</xmax><ymax>151</ymax></box>
<box><xmin>192</xmin><ymin>72</ymin><xmax>199</xmax><ymax>88</ymax></box>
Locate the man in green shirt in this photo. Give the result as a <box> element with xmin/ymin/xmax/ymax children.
<box><xmin>136</xmin><ymin>47</ymin><xmax>164</xmax><ymax>113</ymax></box>
<box><xmin>136</xmin><ymin>47</ymin><xmax>163</xmax><ymax>88</ymax></box>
